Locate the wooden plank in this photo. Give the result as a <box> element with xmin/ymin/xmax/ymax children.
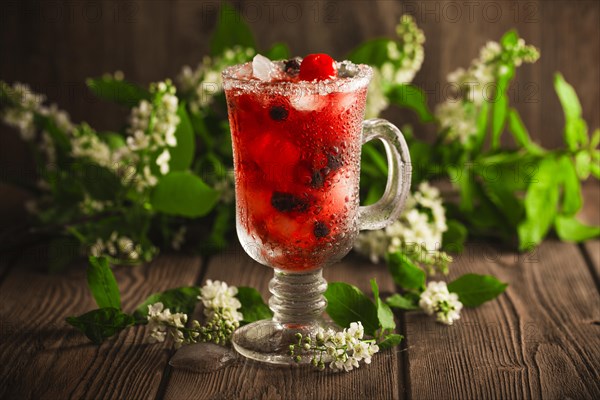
<box><xmin>405</xmin><ymin>239</ymin><xmax>600</xmax><ymax>399</ymax></box>
<box><xmin>0</xmin><ymin>254</ymin><xmax>203</xmax><ymax>399</ymax></box>
<box><xmin>163</xmin><ymin>244</ymin><xmax>405</xmax><ymax>400</ymax></box>
<box><xmin>580</xmin><ymin>182</ymin><xmax>600</xmax><ymax>279</ymax></box>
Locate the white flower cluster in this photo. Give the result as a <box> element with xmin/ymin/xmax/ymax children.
<box><xmin>89</xmin><ymin>231</ymin><xmax>144</xmax><ymax>262</ymax></box>
<box><xmin>178</xmin><ymin>46</ymin><xmax>255</xmax><ymax>114</ymax></box>
<box><xmin>293</xmin><ymin>322</ymin><xmax>379</xmax><ymax>372</ymax></box>
<box><xmin>70</xmin><ymin>124</ymin><xmax>114</xmax><ymax>169</ymax></box>
<box><xmin>200</xmin><ymin>279</ymin><xmax>243</xmax><ymax>323</ymax></box>
<box><xmin>126</xmin><ymin>80</ymin><xmax>180</xmax><ymax>190</ymax></box>
<box><xmin>419</xmin><ymin>281</ymin><xmax>463</xmax><ymax>325</ymax></box>
<box><xmin>435</xmin><ymin>101</ymin><xmax>478</xmax><ymax>144</ymax></box>
<box><xmin>0</xmin><ymin>82</ymin><xmax>73</xmax><ymax>141</ymax></box>
<box><xmin>146</xmin><ymin>280</ymin><xmax>243</xmax><ymax>348</ymax></box>
<box><xmin>0</xmin><ymin>82</ymin><xmax>74</xmax><ymax>166</ymax></box>
<box><xmin>382</xmin><ymin>14</ymin><xmax>426</xmax><ymax>85</ymax></box>
<box><xmin>436</xmin><ymin>38</ymin><xmax>539</xmax><ymax>143</ymax></box>
<box><xmin>147</xmin><ymin>302</ymin><xmax>188</xmax><ymax>346</ymax></box>
<box><xmin>355</xmin><ymin>181</ymin><xmax>449</xmax><ymax>268</ymax></box>
<box><xmin>365</xmin><ymin>15</ymin><xmax>425</xmax><ymax>118</ymax></box>
<box><xmin>364</xmin><ymin>69</ymin><xmax>390</xmax><ymax>119</ymax></box>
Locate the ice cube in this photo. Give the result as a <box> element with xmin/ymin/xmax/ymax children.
<box><xmin>333</xmin><ymin>92</ymin><xmax>356</xmax><ymax>112</ymax></box>
<box><xmin>290</xmin><ymin>92</ymin><xmax>326</xmax><ymax>111</ymax></box>
<box><xmin>253</xmin><ymin>54</ymin><xmax>277</xmax><ymax>81</ymax></box>
<box><xmin>337</xmin><ymin>61</ymin><xmax>359</xmax><ymax>78</ymax></box>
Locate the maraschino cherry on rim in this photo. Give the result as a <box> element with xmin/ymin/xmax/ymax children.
<box><xmin>299</xmin><ymin>53</ymin><xmax>338</xmax><ymax>81</ymax></box>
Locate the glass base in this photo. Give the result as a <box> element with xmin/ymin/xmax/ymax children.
<box><xmin>232</xmin><ymin>268</ymin><xmax>331</xmax><ymax>365</ymax></box>
<box><xmin>232</xmin><ymin>319</ymin><xmax>334</xmax><ymax>365</ymax></box>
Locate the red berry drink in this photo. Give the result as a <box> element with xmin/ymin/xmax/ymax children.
<box><xmin>223</xmin><ymin>54</ymin><xmax>372</xmax><ymax>272</ymax></box>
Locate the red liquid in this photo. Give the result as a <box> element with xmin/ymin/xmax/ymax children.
<box><xmin>225</xmin><ymin>74</ymin><xmax>368</xmax><ymax>271</ymax></box>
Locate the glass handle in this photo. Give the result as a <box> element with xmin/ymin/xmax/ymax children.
<box><xmin>359</xmin><ymin>118</ymin><xmax>412</xmax><ymax>230</ymax></box>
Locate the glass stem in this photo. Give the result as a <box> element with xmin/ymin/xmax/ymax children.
<box><xmin>268</xmin><ymin>268</ymin><xmax>327</xmax><ymax>324</ymax></box>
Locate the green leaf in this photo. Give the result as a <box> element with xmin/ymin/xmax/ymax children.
<box><xmin>236</xmin><ymin>287</ymin><xmax>273</xmax><ymax>325</ymax></box>
<box><xmin>442</xmin><ymin>219</ymin><xmax>468</xmax><ymax>253</ymax></box>
<box><xmin>362</xmin><ymin>142</ymin><xmax>388</xmax><ymax>176</ymax></box>
<box><xmin>78</xmin><ymin>162</ymin><xmax>123</xmax><ymax>201</ymax></box>
<box><xmin>450</xmin><ymin>164</ymin><xmax>475</xmax><ymax>212</ymax></box>
<box><xmin>591</xmin><ymin>129</ymin><xmax>600</xmax><ymax>149</ymax></box>
<box><xmin>387</xmin><ymin>84</ymin><xmax>434</xmax><ymax>123</ymax></box>
<box><xmin>555</xmin><ymin>215</ymin><xmax>600</xmax><ymax>242</ymax></box>
<box><xmin>386</xmin><ymin>294</ymin><xmax>419</xmax><ymax>310</ymax></box>
<box><xmin>491</xmin><ymin>74</ymin><xmax>511</xmax><ymax>149</ymax></box>
<box><xmin>554</xmin><ymin>73</ymin><xmax>587</xmax><ymax>151</ymax></box>
<box><xmin>87</xmin><ymin>256</ymin><xmax>121</xmax><ymax>310</ymax></box>
<box><xmin>100</xmin><ymin>132</ymin><xmax>126</xmax><ymax>150</ymax></box>
<box><xmin>347</xmin><ymin>38</ymin><xmax>392</xmax><ymax>67</ymax></box>
<box><xmin>264</xmin><ymin>43</ymin><xmax>290</xmax><ymax>60</ymax></box>
<box><xmin>151</xmin><ymin>171</ymin><xmax>219</xmax><ymax>218</ymax></box>
<box><xmin>66</xmin><ymin>308</ymin><xmax>134</xmax><ymax>344</ymax></box>
<box><xmin>210</xmin><ymin>3</ymin><xmax>256</xmax><ymax>56</ymax></box>
<box><xmin>591</xmin><ymin>155</ymin><xmax>600</xmax><ymax>179</ymax></box>
<box><xmin>447</xmin><ymin>274</ymin><xmax>508</xmax><ymax>307</ymax></box>
<box><xmin>500</xmin><ymin>30</ymin><xmax>519</xmax><ymax>47</ymax></box>
<box><xmin>37</xmin><ymin>114</ymin><xmax>71</xmax><ymax>153</ymax></box>
<box><xmin>574</xmin><ymin>151</ymin><xmax>591</xmax><ymax>180</ymax></box>
<box><xmin>198</xmin><ymin>204</ymin><xmax>234</xmax><ymax>254</ymax></box>
<box><xmin>557</xmin><ymin>155</ymin><xmax>582</xmax><ymax>216</ymax></box>
<box><xmin>169</xmin><ymin>104</ymin><xmax>195</xmax><ymax>171</ymax></box>
<box><xmin>507</xmin><ymin>108</ymin><xmax>544</xmax><ymax>155</ymax></box>
<box><xmin>473</xmin><ymin>101</ymin><xmax>490</xmax><ymax>152</ymax></box>
<box><xmin>324</xmin><ymin>282</ymin><xmax>379</xmax><ymax>336</ymax></box>
<box><xmin>86</xmin><ymin>77</ymin><xmax>150</xmax><ymax>107</ymax></box>
<box><xmin>378</xmin><ymin>333</ymin><xmax>404</xmax><ymax>350</ymax></box>
<box><xmin>481</xmin><ymin>178</ymin><xmax>524</xmax><ymax>228</ymax></box>
<box><xmin>387</xmin><ymin>252</ymin><xmax>426</xmax><ymax>291</ymax></box>
<box><xmin>518</xmin><ymin>157</ymin><xmax>560</xmax><ymax>250</ymax></box>
<box><xmin>134</xmin><ymin>286</ymin><xmax>201</xmax><ymax>321</ymax></box>
<box><xmin>370</xmin><ymin>279</ymin><xmax>396</xmax><ymax>331</ymax></box>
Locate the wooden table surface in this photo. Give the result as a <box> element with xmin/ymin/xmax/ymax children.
<box><xmin>0</xmin><ymin>184</ymin><xmax>598</xmax><ymax>400</ymax></box>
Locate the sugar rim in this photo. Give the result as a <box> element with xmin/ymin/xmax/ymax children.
<box><xmin>222</xmin><ymin>62</ymin><xmax>373</xmax><ymax>95</ymax></box>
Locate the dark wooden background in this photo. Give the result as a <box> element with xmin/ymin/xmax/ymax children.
<box><xmin>1</xmin><ymin>0</ymin><xmax>599</xmax><ymax>195</ymax></box>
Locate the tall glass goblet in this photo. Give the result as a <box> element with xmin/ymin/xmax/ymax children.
<box><xmin>222</xmin><ymin>62</ymin><xmax>411</xmax><ymax>365</ymax></box>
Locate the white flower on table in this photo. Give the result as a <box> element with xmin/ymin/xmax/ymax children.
<box><xmin>146</xmin><ymin>302</ymin><xmax>188</xmax><ymax>346</ymax></box>
<box><xmin>308</xmin><ymin>321</ymin><xmax>379</xmax><ymax>372</ymax></box>
<box><xmin>200</xmin><ymin>279</ymin><xmax>243</xmax><ymax>322</ymax></box>
<box><xmin>419</xmin><ymin>281</ymin><xmax>463</xmax><ymax>325</ymax></box>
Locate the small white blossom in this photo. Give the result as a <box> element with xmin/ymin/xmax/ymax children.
<box><xmin>365</xmin><ymin>68</ymin><xmax>390</xmax><ymax>119</ymax></box>
<box><xmin>178</xmin><ymin>46</ymin><xmax>255</xmax><ymax>113</ymax></box>
<box><xmin>171</xmin><ymin>226</ymin><xmax>187</xmax><ymax>250</ymax></box>
<box><xmin>146</xmin><ymin>302</ymin><xmax>189</xmax><ymax>345</ymax></box>
<box><xmin>419</xmin><ymin>281</ymin><xmax>463</xmax><ymax>325</ymax></box>
<box><xmin>70</xmin><ymin>125</ymin><xmax>113</xmax><ymax>168</ymax></box>
<box><xmin>306</xmin><ymin>322</ymin><xmax>380</xmax><ymax>372</ymax></box>
<box><xmin>435</xmin><ymin>100</ymin><xmax>478</xmax><ymax>144</ymax></box>
<box><xmin>436</xmin><ymin>36</ymin><xmax>539</xmax><ymax>143</ymax></box>
<box><xmin>200</xmin><ymin>279</ymin><xmax>243</xmax><ymax>322</ymax></box>
<box><xmin>1</xmin><ymin>82</ymin><xmax>74</xmax><ymax>146</ymax></box>
<box><xmin>156</xmin><ymin>149</ymin><xmax>171</xmax><ymax>175</ymax></box>
<box><xmin>87</xmin><ymin>231</ymin><xmax>145</xmax><ymax>262</ymax></box>
<box><xmin>355</xmin><ymin>181</ymin><xmax>449</xmax><ymax>269</ymax></box>
<box><xmin>213</xmin><ymin>174</ymin><xmax>235</xmax><ymax>204</ymax></box>
<box><xmin>365</xmin><ymin>15</ymin><xmax>425</xmax><ymax>119</ymax></box>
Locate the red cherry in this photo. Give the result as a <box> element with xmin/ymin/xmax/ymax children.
<box><xmin>299</xmin><ymin>53</ymin><xmax>337</xmax><ymax>81</ymax></box>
